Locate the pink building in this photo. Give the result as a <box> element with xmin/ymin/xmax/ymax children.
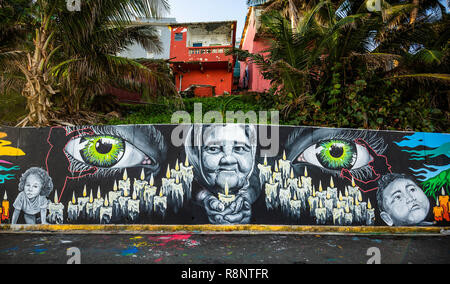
<box><xmin>239</xmin><ymin>5</ymin><xmax>272</xmax><ymax>93</ymax></box>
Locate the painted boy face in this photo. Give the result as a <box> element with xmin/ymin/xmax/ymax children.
<box><xmin>24</xmin><ymin>174</ymin><xmax>42</xmax><ymax>200</ymax></box>
<box><xmin>381</xmin><ymin>178</ymin><xmax>430</xmax><ymax>226</ymax></box>
<box><xmin>201</xmin><ymin>125</ymin><xmax>254</xmax><ymax>193</ymax></box>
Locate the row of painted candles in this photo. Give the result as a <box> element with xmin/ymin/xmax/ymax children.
<box><xmin>47</xmin><ymin>157</ymin><xmax>194</xmax><ymax>224</ymax></box>
<box><xmin>258</xmin><ymin>153</ymin><xmax>375</xmax><ymax>225</ymax></box>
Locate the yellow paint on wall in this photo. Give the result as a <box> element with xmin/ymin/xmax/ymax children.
<box><xmin>0</xmin><ymin>133</ymin><xmax>25</xmax><ymax>156</ymax></box>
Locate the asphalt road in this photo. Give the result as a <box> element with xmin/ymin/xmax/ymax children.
<box><xmin>0</xmin><ymin>233</ymin><xmax>448</xmax><ymax>265</ymax></box>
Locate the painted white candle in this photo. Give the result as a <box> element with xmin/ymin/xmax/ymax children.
<box><xmin>360</xmin><ymin>201</ymin><xmax>367</xmax><ymax>222</ymax></box>
<box><xmin>109</xmin><ymin>181</ymin><xmax>122</xmax><ymax>220</ymax></box>
<box><xmin>354</xmin><ymin>198</ymin><xmax>363</xmax><ymax>224</ymax></box>
<box><xmin>324</xmin><ymin>192</ymin><xmax>334</xmax><ymax>221</ymax></box>
<box><xmin>127</xmin><ymin>190</ymin><xmax>140</xmax><ymax>222</ymax></box>
<box><xmin>298</xmin><ymin>186</ymin><xmax>307</xmax><ymax>210</ymax></box>
<box><xmin>118</xmin><ymin>169</ymin><xmax>131</xmax><ymax>195</ymax></box>
<box><xmin>218</xmin><ymin>182</ymin><xmax>236</xmax><ymax>208</ymax></box>
<box><xmin>272</xmin><ymin>162</ymin><xmax>282</xmax><ymax>185</ymax></box>
<box><xmin>265</xmin><ymin>177</ymin><xmax>279</xmax><ymax>210</ymax></box>
<box><xmin>170</xmin><ymin>176</ymin><xmax>185</xmax><ymax>213</ymax></box>
<box><xmin>278</xmin><ymin>151</ymin><xmax>291</xmax><ymax>179</ymax></box>
<box><xmin>180</xmin><ymin>155</ymin><xmax>194</xmax><ymax>199</ymax></box>
<box><xmin>337</xmin><ymin>191</ymin><xmax>348</xmax><ymax>209</ymax></box>
<box><xmin>344</xmin><ymin>206</ymin><xmax>353</xmax><ymax>225</ymax></box>
<box><xmin>109</xmin><ymin>181</ymin><xmax>121</xmax><ymax>203</ymax></box>
<box><xmin>279</xmin><ymin>182</ymin><xmax>292</xmax><ymax>212</ymax></box>
<box><xmin>78</xmin><ymin>186</ymin><xmax>89</xmax><ymax>219</ymax></box>
<box><xmin>315</xmin><ymin>200</ymin><xmax>327</xmax><ymax>225</ymax></box>
<box><xmin>286</xmin><ymin>168</ymin><xmax>299</xmax><ymax>190</ymax></box>
<box><xmin>133</xmin><ymin>169</ymin><xmax>148</xmax><ymax>201</ymax></box>
<box><xmin>348</xmin><ymin>177</ymin><xmax>360</xmax><ymax>201</ymax></box>
<box><xmin>143</xmin><ymin>174</ymin><xmax>157</xmax><ymax>213</ymax></box>
<box><xmin>171</xmin><ymin>159</ymin><xmax>183</xmax><ymax>182</ymax></box>
<box><xmin>67</xmin><ymin>192</ymin><xmax>79</xmax><ymax>222</ymax></box>
<box><xmin>301</xmin><ymin>167</ymin><xmax>312</xmax><ymax>196</ymax></box>
<box><xmin>366</xmin><ymin>199</ymin><xmax>375</xmax><ymax>226</ymax></box>
<box><xmin>153</xmin><ymin>191</ymin><xmax>167</xmax><ymax>218</ymax></box>
<box><xmin>162</xmin><ymin>165</ymin><xmax>175</xmax><ymax>196</ymax></box>
<box><xmin>316</xmin><ymin>181</ymin><xmax>327</xmax><ymax>205</ymax></box>
<box><xmin>93</xmin><ymin>187</ymin><xmax>104</xmax><ymax>221</ymax></box>
<box><xmin>289</xmin><ymin>193</ymin><xmax>302</xmax><ymax>220</ymax></box>
<box><xmin>327</xmin><ymin>177</ymin><xmax>338</xmax><ymax>207</ymax></box>
<box><xmin>333</xmin><ymin>203</ymin><xmax>345</xmax><ymax>226</ymax></box>
<box><xmin>308</xmin><ymin>187</ymin><xmax>319</xmax><ymax>217</ymax></box>
<box><xmin>99</xmin><ymin>195</ymin><xmax>112</xmax><ymax>224</ymax></box>
<box><xmin>118</xmin><ymin>189</ymin><xmax>131</xmax><ymax>218</ymax></box>
<box><xmin>47</xmin><ymin>191</ymin><xmax>64</xmax><ymax>224</ymax></box>
<box><xmin>85</xmin><ymin>189</ymin><xmax>95</xmax><ymax>220</ymax></box>
<box><xmin>347</xmin><ymin>196</ymin><xmax>355</xmax><ymax>213</ymax></box>
<box><xmin>258</xmin><ymin>155</ymin><xmax>272</xmax><ymax>186</ymax></box>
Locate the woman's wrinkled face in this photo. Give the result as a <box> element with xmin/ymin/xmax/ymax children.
<box><xmin>201</xmin><ymin>125</ymin><xmax>254</xmax><ymax>193</ymax></box>
<box><xmin>24</xmin><ymin>174</ymin><xmax>42</xmax><ymax>200</ymax></box>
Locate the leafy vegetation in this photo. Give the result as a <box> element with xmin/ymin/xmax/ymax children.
<box><xmin>234</xmin><ymin>0</ymin><xmax>450</xmax><ymax>132</ymax></box>
<box><xmin>0</xmin><ymin>0</ymin><xmax>180</xmax><ymax>127</ymax></box>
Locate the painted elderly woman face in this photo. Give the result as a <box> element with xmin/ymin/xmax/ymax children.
<box><xmin>201</xmin><ymin>125</ymin><xmax>254</xmax><ymax>193</ymax></box>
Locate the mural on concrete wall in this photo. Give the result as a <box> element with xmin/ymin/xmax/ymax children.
<box><xmin>0</xmin><ymin>124</ymin><xmax>448</xmax><ymax>227</ymax></box>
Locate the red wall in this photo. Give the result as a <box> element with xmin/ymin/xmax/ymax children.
<box><xmin>175</xmin><ymin>68</ymin><xmax>233</xmax><ymax>96</ymax></box>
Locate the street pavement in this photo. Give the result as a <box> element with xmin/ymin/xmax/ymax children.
<box><xmin>0</xmin><ymin>233</ymin><xmax>448</xmax><ymax>264</ymax></box>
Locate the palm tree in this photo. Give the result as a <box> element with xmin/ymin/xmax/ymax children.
<box><xmin>233</xmin><ymin>0</ymin><xmax>450</xmax><ymax>123</ymax></box>
<box><xmin>1</xmin><ymin>0</ymin><xmax>178</xmax><ymax>127</ymax></box>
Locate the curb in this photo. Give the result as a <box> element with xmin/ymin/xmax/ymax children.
<box><xmin>1</xmin><ymin>225</ymin><xmax>449</xmax><ymax>236</ymax></box>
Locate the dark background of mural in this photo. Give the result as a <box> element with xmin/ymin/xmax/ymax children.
<box><xmin>0</xmin><ymin>125</ymin><xmax>448</xmax><ymax>227</ymax></box>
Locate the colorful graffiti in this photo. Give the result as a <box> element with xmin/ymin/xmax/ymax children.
<box><xmin>0</xmin><ymin>125</ymin><xmax>448</xmax><ymax>227</ymax></box>
<box><xmin>0</xmin><ymin>132</ymin><xmax>25</xmax><ymax>187</ymax></box>
<box><xmin>395</xmin><ymin>132</ymin><xmax>450</xmax><ymax>199</ymax></box>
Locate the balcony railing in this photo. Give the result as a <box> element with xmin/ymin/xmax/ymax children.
<box><xmin>188</xmin><ymin>46</ymin><xmax>231</xmax><ymax>55</ymax></box>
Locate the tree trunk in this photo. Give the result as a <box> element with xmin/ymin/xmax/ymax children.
<box><xmin>18</xmin><ymin>14</ymin><xmax>56</xmax><ymax>127</ymax></box>
<box><xmin>409</xmin><ymin>0</ymin><xmax>419</xmax><ymax>25</ymax></box>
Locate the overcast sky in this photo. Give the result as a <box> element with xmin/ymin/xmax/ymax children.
<box><xmin>166</xmin><ymin>0</ymin><xmax>249</xmax><ymax>40</ymax></box>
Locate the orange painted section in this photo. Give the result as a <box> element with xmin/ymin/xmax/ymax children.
<box><xmin>175</xmin><ymin>68</ymin><xmax>233</xmax><ymax>96</ymax></box>
<box><xmin>170</xmin><ymin>23</ymin><xmax>236</xmax><ymax>96</ymax></box>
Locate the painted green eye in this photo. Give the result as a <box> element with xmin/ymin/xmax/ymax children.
<box><xmin>80</xmin><ymin>136</ymin><xmax>125</xmax><ymax>167</ymax></box>
<box><xmin>316</xmin><ymin>140</ymin><xmax>357</xmax><ymax>170</ymax></box>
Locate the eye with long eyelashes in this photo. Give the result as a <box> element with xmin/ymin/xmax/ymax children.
<box><xmin>65</xmin><ymin>135</ymin><xmax>153</xmax><ymax>169</ymax></box>
<box><xmin>286</xmin><ymin>128</ymin><xmax>387</xmax><ymax>180</ymax></box>
<box><xmin>297</xmin><ymin>139</ymin><xmax>372</xmax><ymax>171</ymax></box>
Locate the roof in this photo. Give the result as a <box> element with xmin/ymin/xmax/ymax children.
<box><xmin>169</xmin><ymin>20</ymin><xmax>237</xmax><ymax>27</ymax></box>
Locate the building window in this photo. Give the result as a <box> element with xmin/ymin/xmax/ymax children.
<box><xmin>192</xmin><ymin>42</ymin><xmax>203</xmax><ymax>47</ymax></box>
<box><xmin>175</xmin><ymin>33</ymin><xmax>183</xmax><ymax>41</ymax></box>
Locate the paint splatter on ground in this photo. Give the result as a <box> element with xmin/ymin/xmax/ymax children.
<box><xmin>0</xmin><ymin>234</ymin><xmax>448</xmax><ymax>264</ymax></box>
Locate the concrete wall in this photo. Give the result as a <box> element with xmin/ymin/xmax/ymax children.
<box><xmin>0</xmin><ymin>125</ymin><xmax>448</xmax><ymax>228</ymax></box>
<box><xmin>118</xmin><ymin>18</ymin><xmax>176</xmax><ymax>60</ymax></box>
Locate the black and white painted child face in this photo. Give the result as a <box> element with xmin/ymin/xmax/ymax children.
<box><xmin>24</xmin><ymin>174</ymin><xmax>42</xmax><ymax>200</ymax></box>
<box><xmin>201</xmin><ymin>125</ymin><xmax>254</xmax><ymax>193</ymax></box>
<box><xmin>380</xmin><ymin>178</ymin><xmax>430</xmax><ymax>226</ymax></box>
